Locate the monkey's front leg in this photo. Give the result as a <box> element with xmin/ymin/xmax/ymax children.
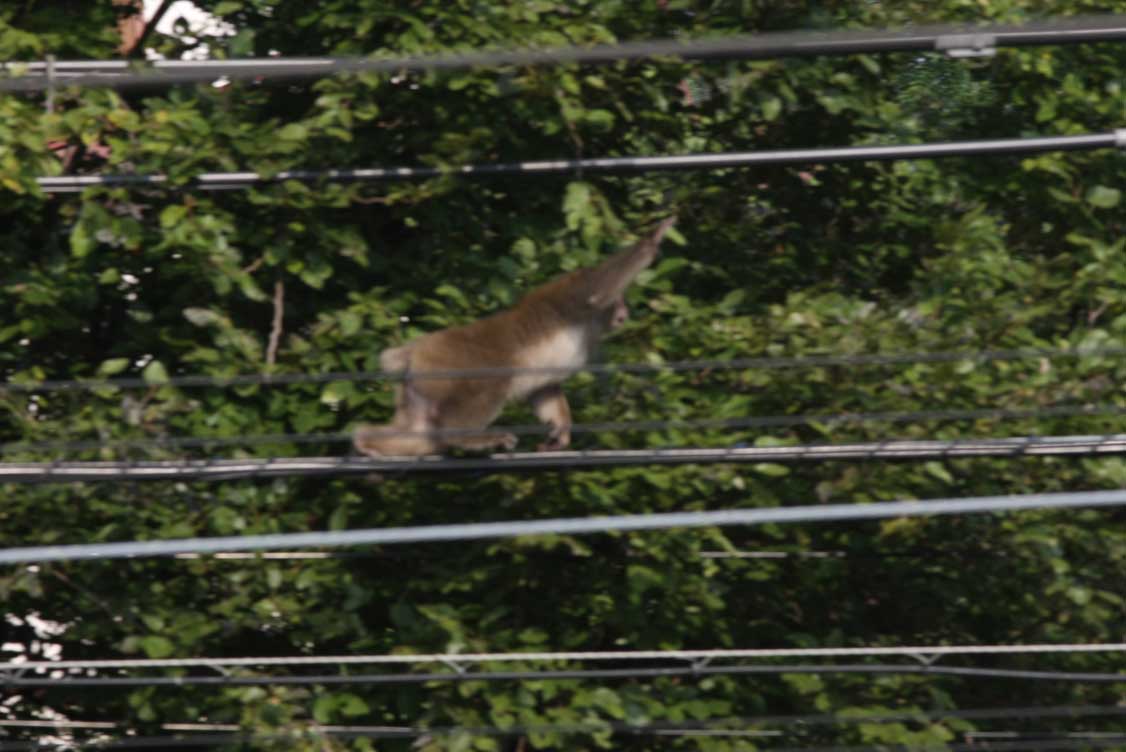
<box><xmin>530</xmin><ymin>385</ymin><xmax>572</xmax><ymax>451</ymax></box>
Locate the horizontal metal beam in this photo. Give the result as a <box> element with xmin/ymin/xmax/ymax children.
<box><xmin>3</xmin><ymin>434</ymin><xmax>1126</xmax><ymax>483</ymax></box>
<box><xmin>34</xmin><ymin>131</ymin><xmax>1126</xmax><ymax>193</ymax></box>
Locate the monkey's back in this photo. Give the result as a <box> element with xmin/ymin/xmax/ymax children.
<box><xmin>397</xmin><ymin>295</ymin><xmax>591</xmax><ymax>427</ymax></box>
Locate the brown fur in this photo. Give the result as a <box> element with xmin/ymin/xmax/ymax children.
<box><xmin>354</xmin><ymin>217</ymin><xmax>676</xmax><ymax>457</ymax></box>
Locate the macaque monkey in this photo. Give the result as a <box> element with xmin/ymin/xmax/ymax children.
<box><xmin>354</xmin><ymin>216</ymin><xmax>677</xmax><ymax>457</ymax></box>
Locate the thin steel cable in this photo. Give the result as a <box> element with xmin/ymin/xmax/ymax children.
<box><xmin>5</xmin><ymin>663</ymin><xmax>1126</xmax><ymax>688</ymax></box>
<box><xmin>6</xmin><ymin>434</ymin><xmax>1126</xmax><ymax>483</ymax></box>
<box><xmin>5</xmin><ymin>642</ymin><xmax>1124</xmax><ymax>672</ymax></box>
<box><xmin>4</xmin><ymin>732</ymin><xmax>1122</xmax><ymax>752</ymax></box>
<box><xmin>0</xmin><ymin>727</ymin><xmax>1120</xmax><ymax>752</ymax></box>
<box><xmin>962</xmin><ymin>734</ymin><xmax>1126</xmax><ymax>741</ymax></box>
<box><xmin>7</xmin><ymin>739</ymin><xmax>1126</xmax><ymax>752</ymax></box>
<box><xmin>33</xmin><ymin>131</ymin><xmax>1126</xmax><ymax>193</ymax></box>
<box><xmin>743</xmin><ymin>740</ymin><xmax>1126</xmax><ymax>752</ymax></box>
<box><xmin>0</xmin><ymin>719</ymin><xmax>119</xmax><ymax>729</ymax></box>
<box><xmin>4</xmin><ymin>703</ymin><xmax>1122</xmax><ymax>734</ymax></box>
<box><xmin>6</xmin><ymin>344</ymin><xmax>1125</xmax><ymax>394</ymax></box>
<box><xmin>718</xmin><ymin>740</ymin><xmax>1126</xmax><ymax>752</ymax></box>
<box><xmin>163</xmin><ymin>547</ymin><xmax>1006</xmax><ymax>561</ymax></box>
<box><xmin>166</xmin><ymin>545</ymin><xmax>1028</xmax><ymax>561</ymax></box>
<box><xmin>9</xmin><ymin>406</ymin><xmax>1126</xmax><ymax>457</ymax></box>
<box><xmin>1</xmin><ymin>487</ymin><xmax>1126</xmax><ymax>564</ymax></box>
<box><xmin>5</xmin><ymin>346</ymin><xmax>1122</xmax><ymax>394</ymax></box>
<box><xmin>4</xmin><ymin>15</ymin><xmax>1126</xmax><ymax>91</ymax></box>
<box><xmin>1</xmin><ymin>712</ymin><xmax>1125</xmax><ymax>752</ymax></box>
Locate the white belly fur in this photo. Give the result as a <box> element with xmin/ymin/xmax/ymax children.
<box><xmin>510</xmin><ymin>326</ymin><xmax>588</xmax><ymax>398</ymax></box>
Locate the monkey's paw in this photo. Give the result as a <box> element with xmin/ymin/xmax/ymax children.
<box><xmin>353</xmin><ymin>427</ymin><xmax>382</xmax><ymax>458</ymax></box>
<box><xmin>537</xmin><ymin>432</ymin><xmax>571</xmax><ymax>452</ymax></box>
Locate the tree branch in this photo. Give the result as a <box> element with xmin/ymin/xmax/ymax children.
<box><xmin>266</xmin><ymin>279</ymin><xmax>284</xmax><ymax>367</ymax></box>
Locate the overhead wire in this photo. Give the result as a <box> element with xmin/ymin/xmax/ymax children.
<box><xmin>5</xmin><ymin>641</ymin><xmax>1124</xmax><ymax>672</ymax></box>
<box><xmin>725</xmin><ymin>740</ymin><xmax>1126</xmax><ymax>752</ymax></box>
<box><xmin>9</xmin><ymin>409</ymin><xmax>1126</xmax><ymax>459</ymax></box>
<box><xmin>5</xmin><ymin>732</ymin><xmax>1125</xmax><ymax>752</ymax></box>
<box><xmin>4</xmin><ymin>702</ymin><xmax>1123</xmax><ymax>736</ymax></box>
<box><xmin>166</xmin><ymin>543</ymin><xmax>1034</xmax><ymax>561</ymax></box>
<box><xmin>6</xmin><ymin>345</ymin><xmax>1126</xmax><ymax>475</ymax></box>
<box><xmin>7</xmin><ymin>346</ymin><xmax>1126</xmax><ymax>474</ymax></box>
<box><xmin>4</xmin><ymin>15</ymin><xmax>1126</xmax><ymax>91</ymax></box>
<box><xmin>5</xmin><ymin>663</ymin><xmax>1126</xmax><ymax>688</ymax></box>
<box><xmin>622</xmin><ymin>740</ymin><xmax>1123</xmax><ymax>752</ymax></box>
<box><xmin>963</xmin><ymin>733</ymin><xmax>1126</xmax><ymax>742</ymax></box>
<box><xmin>5</xmin><ymin>343</ymin><xmax>1125</xmax><ymax>394</ymax></box>
<box><xmin>3</xmin><ymin>707</ymin><xmax>1126</xmax><ymax>752</ymax></box>
<box><xmin>5</xmin><ymin>433</ymin><xmax>1126</xmax><ymax>483</ymax></box>
<box><xmin>163</xmin><ymin>546</ymin><xmax>1012</xmax><ymax>561</ymax></box>
<box><xmin>32</xmin><ymin>130</ymin><xmax>1126</xmax><ymax>192</ymax></box>
<box><xmin>2</xmin><ymin>487</ymin><xmax>1126</xmax><ymax>563</ymax></box>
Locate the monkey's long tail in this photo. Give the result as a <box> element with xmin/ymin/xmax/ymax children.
<box><xmin>650</xmin><ymin>214</ymin><xmax>677</xmax><ymax>244</ymax></box>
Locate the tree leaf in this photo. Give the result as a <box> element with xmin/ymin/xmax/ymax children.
<box><xmin>1087</xmin><ymin>186</ymin><xmax>1120</xmax><ymax>208</ymax></box>
<box><xmin>142</xmin><ymin>361</ymin><xmax>170</xmax><ymax>384</ymax></box>
<box><xmin>139</xmin><ymin>636</ymin><xmax>174</xmax><ymax>658</ymax></box>
<box><xmin>183</xmin><ymin>307</ymin><xmax>221</xmax><ymax>327</ymax></box>
<box><xmin>97</xmin><ymin>358</ymin><xmax>130</xmax><ymax>376</ymax></box>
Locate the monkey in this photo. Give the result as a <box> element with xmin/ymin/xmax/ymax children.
<box><xmin>353</xmin><ymin>216</ymin><xmax>677</xmax><ymax>457</ymax></box>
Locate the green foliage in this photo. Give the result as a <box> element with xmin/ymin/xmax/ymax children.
<box><xmin>2</xmin><ymin>0</ymin><xmax>1126</xmax><ymax>750</ymax></box>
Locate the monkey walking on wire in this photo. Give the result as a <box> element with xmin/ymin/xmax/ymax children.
<box><xmin>353</xmin><ymin>216</ymin><xmax>677</xmax><ymax>457</ymax></box>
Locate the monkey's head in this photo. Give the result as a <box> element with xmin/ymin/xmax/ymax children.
<box><xmin>594</xmin><ymin>298</ymin><xmax>629</xmax><ymax>334</ymax></box>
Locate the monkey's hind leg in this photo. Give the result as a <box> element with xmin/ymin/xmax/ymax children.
<box><xmin>353</xmin><ymin>381</ymin><xmax>440</xmax><ymax>457</ymax></box>
<box><xmin>530</xmin><ymin>384</ymin><xmax>571</xmax><ymax>451</ymax></box>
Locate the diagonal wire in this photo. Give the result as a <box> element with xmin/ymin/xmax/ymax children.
<box><xmin>31</xmin><ymin>131</ymin><xmax>1126</xmax><ymax>193</ymax></box>
<box><xmin>2</xmin><ymin>488</ymin><xmax>1126</xmax><ymax>563</ymax></box>
<box><xmin>5</xmin><ymin>663</ymin><xmax>1126</xmax><ymax>688</ymax></box>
